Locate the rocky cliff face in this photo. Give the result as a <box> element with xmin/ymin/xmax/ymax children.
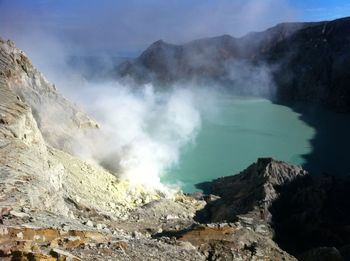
<box><xmin>263</xmin><ymin>17</ymin><xmax>350</xmax><ymax>112</ymax></box>
<box><xmin>195</xmin><ymin>158</ymin><xmax>350</xmax><ymax>260</ymax></box>
<box><xmin>271</xmin><ymin>174</ymin><xmax>350</xmax><ymax>259</ymax></box>
<box><xmin>195</xmin><ymin>158</ymin><xmax>308</xmax><ymax>223</ymax></box>
<box><xmin>118</xmin><ymin>17</ymin><xmax>350</xmax><ymax>112</ymax></box>
<box><xmin>0</xmin><ymin>39</ymin><xmax>99</xmax><ymax>153</ymax></box>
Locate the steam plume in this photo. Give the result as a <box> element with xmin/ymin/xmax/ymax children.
<box><xmin>0</xmin><ymin>0</ymin><xmax>298</xmax><ymax>190</ymax></box>
<box><xmin>69</xmin><ymin>82</ymin><xmax>202</xmax><ymax>190</ymax></box>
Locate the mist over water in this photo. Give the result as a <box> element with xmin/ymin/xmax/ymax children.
<box><xmin>162</xmin><ymin>95</ymin><xmax>316</xmax><ymax>192</ymax></box>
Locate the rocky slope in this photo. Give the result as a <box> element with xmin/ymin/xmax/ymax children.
<box><xmin>195</xmin><ymin>158</ymin><xmax>308</xmax><ymax>223</ymax></box>
<box><xmin>196</xmin><ymin>158</ymin><xmax>350</xmax><ymax>260</ymax></box>
<box><xmin>271</xmin><ymin>174</ymin><xmax>350</xmax><ymax>259</ymax></box>
<box><xmin>118</xmin><ymin>16</ymin><xmax>350</xmax><ymax>112</ymax></box>
<box><xmin>0</xmin><ymin>40</ymin><xmax>99</xmax><ymax>153</ymax></box>
<box><xmin>263</xmin><ymin>17</ymin><xmax>350</xmax><ymax>112</ymax></box>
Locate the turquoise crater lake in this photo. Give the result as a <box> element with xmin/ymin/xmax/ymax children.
<box><xmin>162</xmin><ymin>96</ymin><xmax>316</xmax><ymax>192</ymax></box>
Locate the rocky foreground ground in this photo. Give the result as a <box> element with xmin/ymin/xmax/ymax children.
<box><xmin>1</xmin><ymin>38</ymin><xmax>350</xmax><ymax>260</ymax></box>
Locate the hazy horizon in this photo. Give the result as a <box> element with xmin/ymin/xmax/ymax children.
<box><xmin>1</xmin><ymin>0</ymin><xmax>350</xmax><ymax>56</ymax></box>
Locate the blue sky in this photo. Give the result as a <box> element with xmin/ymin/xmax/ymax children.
<box><xmin>293</xmin><ymin>0</ymin><xmax>350</xmax><ymax>21</ymax></box>
<box><xmin>0</xmin><ymin>0</ymin><xmax>349</xmax><ymax>54</ymax></box>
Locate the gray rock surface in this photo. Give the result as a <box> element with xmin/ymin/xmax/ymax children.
<box><xmin>0</xmin><ymin>39</ymin><xmax>99</xmax><ymax>153</ymax></box>
<box><xmin>196</xmin><ymin>158</ymin><xmax>307</xmax><ymax>223</ymax></box>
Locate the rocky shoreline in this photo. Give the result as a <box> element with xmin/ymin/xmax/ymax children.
<box><xmin>1</xmin><ymin>38</ymin><xmax>350</xmax><ymax>260</ymax></box>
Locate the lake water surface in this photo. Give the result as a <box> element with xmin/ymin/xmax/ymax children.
<box><xmin>162</xmin><ymin>96</ymin><xmax>316</xmax><ymax>192</ymax></box>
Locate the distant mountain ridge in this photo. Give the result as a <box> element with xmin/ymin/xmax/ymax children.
<box><xmin>118</xmin><ymin>17</ymin><xmax>350</xmax><ymax>112</ymax></box>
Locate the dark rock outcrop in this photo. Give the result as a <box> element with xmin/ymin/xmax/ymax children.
<box><xmin>271</xmin><ymin>174</ymin><xmax>350</xmax><ymax>259</ymax></box>
<box><xmin>195</xmin><ymin>158</ymin><xmax>307</xmax><ymax>223</ymax></box>
<box><xmin>264</xmin><ymin>17</ymin><xmax>350</xmax><ymax>112</ymax></box>
<box><xmin>195</xmin><ymin>158</ymin><xmax>350</xmax><ymax>260</ymax></box>
<box><xmin>118</xmin><ymin>16</ymin><xmax>350</xmax><ymax>111</ymax></box>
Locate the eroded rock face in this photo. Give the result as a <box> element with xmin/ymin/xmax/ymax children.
<box><xmin>271</xmin><ymin>174</ymin><xmax>350</xmax><ymax>260</ymax></box>
<box><xmin>0</xmin><ymin>39</ymin><xmax>99</xmax><ymax>153</ymax></box>
<box><xmin>193</xmin><ymin>158</ymin><xmax>350</xmax><ymax>261</ymax></box>
<box><xmin>196</xmin><ymin>158</ymin><xmax>307</xmax><ymax>223</ymax></box>
<box><xmin>264</xmin><ymin>17</ymin><xmax>350</xmax><ymax>112</ymax></box>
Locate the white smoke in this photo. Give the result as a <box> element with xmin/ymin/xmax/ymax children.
<box><xmin>225</xmin><ymin>60</ymin><xmax>276</xmax><ymax>98</ymax></box>
<box><xmin>70</xmin><ymin>82</ymin><xmax>201</xmax><ymax>190</ymax></box>
<box><xmin>0</xmin><ymin>0</ymin><xmax>295</xmax><ymax>191</ymax></box>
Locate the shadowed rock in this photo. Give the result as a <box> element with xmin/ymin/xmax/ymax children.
<box><xmin>194</xmin><ymin>157</ymin><xmax>350</xmax><ymax>260</ymax></box>
<box><xmin>195</xmin><ymin>158</ymin><xmax>307</xmax><ymax>223</ymax></box>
